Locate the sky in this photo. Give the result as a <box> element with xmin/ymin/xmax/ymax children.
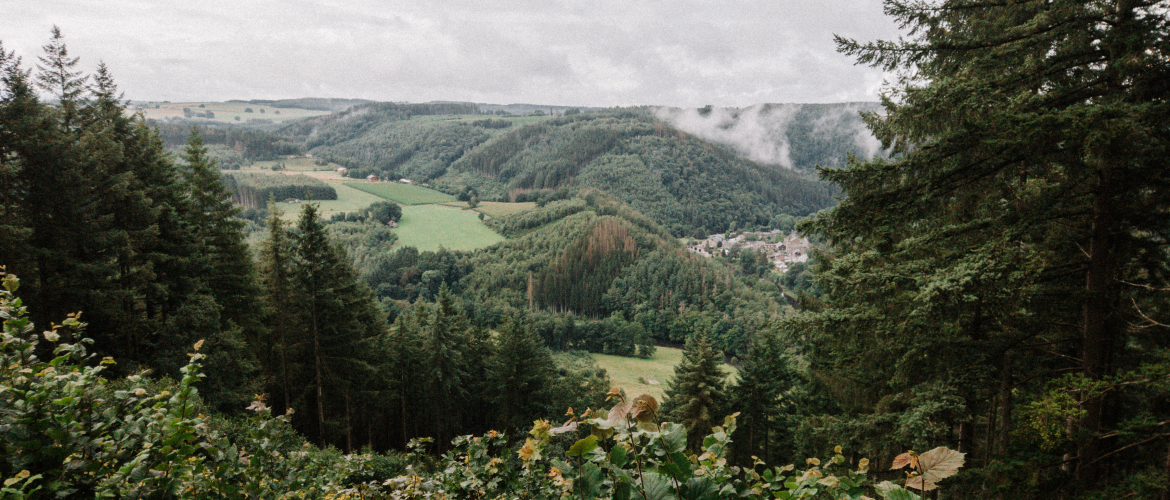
<box><xmin>3</xmin><ymin>1</ymin><xmax>903</xmax><ymax>108</ymax></box>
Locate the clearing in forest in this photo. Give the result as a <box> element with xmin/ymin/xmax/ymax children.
<box><xmin>345</xmin><ymin>182</ymin><xmax>457</xmax><ymax>205</ymax></box>
<box><xmin>394</xmin><ymin>204</ymin><xmax>504</xmax><ymax>252</ymax></box>
<box><xmin>591</xmin><ymin>347</ymin><xmax>737</xmax><ymax>402</ymax></box>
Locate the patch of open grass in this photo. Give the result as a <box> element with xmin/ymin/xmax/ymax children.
<box><xmin>275</xmin><ymin>183</ymin><xmax>385</xmax><ymax>221</ymax></box>
<box><xmin>591</xmin><ymin>347</ymin><xmax>737</xmax><ymax>402</ymax></box>
<box><xmin>394</xmin><ymin>204</ymin><xmax>504</xmax><ymax>252</ymax></box>
<box><xmin>436</xmin><ymin>201</ymin><xmax>537</xmax><ymax>219</ymax></box>
<box><xmin>135</xmin><ymin>101</ymin><xmax>329</xmax><ymax>125</ymax></box>
<box><xmin>345</xmin><ymin>182</ymin><xmax>456</xmax><ymax>205</ymax></box>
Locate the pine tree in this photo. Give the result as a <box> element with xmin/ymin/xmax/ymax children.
<box><xmin>662</xmin><ymin>331</ymin><xmax>727</xmax><ymax>450</ymax></box>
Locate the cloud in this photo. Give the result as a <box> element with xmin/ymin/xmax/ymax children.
<box><xmin>2</xmin><ymin>0</ymin><xmax>904</xmax><ymax>106</ymax></box>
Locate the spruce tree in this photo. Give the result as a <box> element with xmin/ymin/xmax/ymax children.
<box><xmin>728</xmin><ymin>327</ymin><xmax>794</xmax><ymax>466</ymax></box>
<box><xmin>257</xmin><ymin>200</ymin><xmax>298</xmax><ymax>414</ymax></box>
<box><xmin>662</xmin><ymin>331</ymin><xmax>727</xmax><ymax>450</ymax></box>
<box><xmin>489</xmin><ymin>315</ymin><xmax>555</xmax><ymax>432</ymax></box>
<box><xmin>798</xmin><ymin>0</ymin><xmax>1170</xmax><ymax>494</ymax></box>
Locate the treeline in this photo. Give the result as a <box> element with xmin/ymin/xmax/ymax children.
<box><xmin>0</xmin><ymin>32</ymin><xmax>263</xmax><ymax>412</ymax></box>
<box><xmin>151</xmin><ymin>122</ymin><xmax>304</xmax><ymax>160</ymax></box>
<box><xmin>229</xmin><ymin>97</ymin><xmax>372</xmax><ymax>112</ymax></box>
<box><xmin>220</xmin><ymin>171</ymin><xmax>337</xmax><ymax>208</ymax></box>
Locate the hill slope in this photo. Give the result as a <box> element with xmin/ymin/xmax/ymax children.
<box><xmin>280</xmin><ymin>104</ymin><xmax>841</xmax><ymax>236</ymax></box>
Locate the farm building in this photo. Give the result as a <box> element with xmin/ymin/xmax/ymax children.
<box><xmin>367</xmin><ymin>174</ymin><xmax>379</xmax><ymax>182</ymax></box>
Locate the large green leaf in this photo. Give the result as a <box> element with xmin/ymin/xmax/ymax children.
<box><xmin>641</xmin><ymin>472</ymin><xmax>675</xmax><ymax>500</ymax></box>
<box><xmin>567</xmin><ymin>435</ymin><xmax>599</xmax><ymax>457</ymax></box>
<box><xmin>574</xmin><ymin>462</ymin><xmax>603</xmax><ymax>499</ymax></box>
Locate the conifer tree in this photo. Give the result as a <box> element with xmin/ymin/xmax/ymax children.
<box><xmin>423</xmin><ymin>284</ymin><xmax>469</xmax><ymax>447</ymax></box>
<box><xmin>728</xmin><ymin>327</ymin><xmax>794</xmax><ymax>466</ymax></box>
<box><xmin>489</xmin><ymin>315</ymin><xmax>555</xmax><ymax>431</ymax></box>
<box><xmin>290</xmin><ymin>202</ymin><xmax>384</xmax><ymax>447</ymax></box>
<box><xmin>258</xmin><ymin>200</ymin><xmax>298</xmax><ymax>414</ymax></box>
<box><xmin>662</xmin><ymin>330</ymin><xmax>727</xmax><ymax>450</ymax></box>
<box><xmin>798</xmin><ymin>0</ymin><xmax>1170</xmax><ymax>494</ymax></box>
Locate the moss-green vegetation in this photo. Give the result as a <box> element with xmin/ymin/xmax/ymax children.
<box><xmin>394</xmin><ymin>204</ymin><xmax>504</xmax><ymax>252</ymax></box>
<box><xmin>345</xmin><ymin>182</ymin><xmax>457</xmax><ymax>205</ymax></box>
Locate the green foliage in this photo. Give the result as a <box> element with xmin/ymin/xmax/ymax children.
<box><xmin>382</xmin><ymin>391</ymin><xmax>953</xmax><ymax>500</ymax></box>
<box><xmin>661</xmin><ymin>332</ymin><xmax>728</xmax><ymax>450</ymax></box>
<box><xmin>789</xmin><ymin>0</ymin><xmax>1170</xmax><ymax>497</ymax></box>
<box><xmin>221</xmin><ymin>172</ymin><xmax>337</xmax><ymax>208</ymax></box>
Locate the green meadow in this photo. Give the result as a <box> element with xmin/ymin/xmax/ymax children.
<box><xmin>136</xmin><ymin>101</ymin><xmax>330</xmax><ymax>125</ymax></box>
<box><xmin>394</xmin><ymin>204</ymin><xmax>503</xmax><ymax>252</ymax></box>
<box><xmin>591</xmin><ymin>347</ymin><xmax>738</xmax><ymax>402</ymax></box>
<box><xmin>274</xmin><ymin>183</ymin><xmax>385</xmax><ymax>221</ymax></box>
<box><xmin>436</xmin><ymin>201</ymin><xmax>537</xmax><ymax>219</ymax></box>
<box><xmin>345</xmin><ymin>182</ymin><xmax>457</xmax><ymax>205</ymax></box>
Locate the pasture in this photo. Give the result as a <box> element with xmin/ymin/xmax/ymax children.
<box><xmin>437</xmin><ymin>201</ymin><xmax>537</xmax><ymax>219</ymax></box>
<box><xmin>345</xmin><ymin>182</ymin><xmax>456</xmax><ymax>205</ymax></box>
<box><xmin>393</xmin><ymin>204</ymin><xmax>504</xmax><ymax>252</ymax></box>
<box><xmin>135</xmin><ymin>101</ymin><xmax>329</xmax><ymax>125</ymax></box>
<box><xmin>274</xmin><ymin>183</ymin><xmax>385</xmax><ymax>221</ymax></box>
<box><xmin>591</xmin><ymin>347</ymin><xmax>738</xmax><ymax>402</ymax></box>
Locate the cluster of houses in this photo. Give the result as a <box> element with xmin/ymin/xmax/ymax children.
<box><xmin>687</xmin><ymin>230</ymin><xmax>811</xmax><ymax>272</ymax></box>
<box><xmin>335</xmin><ymin>167</ymin><xmax>417</xmax><ymax>184</ymax></box>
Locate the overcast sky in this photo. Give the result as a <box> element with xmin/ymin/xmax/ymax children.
<box><xmin>3</xmin><ymin>1</ymin><xmax>902</xmax><ymax>108</ymax></box>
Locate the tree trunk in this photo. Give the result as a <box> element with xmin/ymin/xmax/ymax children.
<box><xmin>997</xmin><ymin>352</ymin><xmax>1013</xmax><ymax>455</ymax></box>
<box><xmin>1076</xmin><ymin>169</ymin><xmax>1118</xmax><ymax>487</ymax></box>
<box><xmin>312</xmin><ymin>296</ymin><xmax>325</xmax><ymax>447</ymax></box>
<box><xmin>345</xmin><ymin>391</ymin><xmax>353</xmax><ymax>454</ymax></box>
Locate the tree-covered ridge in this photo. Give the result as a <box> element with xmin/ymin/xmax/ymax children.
<box><xmin>272</xmin><ymin>104</ymin><xmax>835</xmax><ymax>237</ymax></box>
<box><xmin>654</xmin><ymin>102</ymin><xmax>885</xmax><ymax>171</ymax></box>
<box><xmin>451</xmin><ymin>192</ymin><xmax>785</xmax><ymax>355</ymax></box>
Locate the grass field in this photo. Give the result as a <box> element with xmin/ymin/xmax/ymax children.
<box><xmin>274</xmin><ymin>183</ymin><xmax>385</xmax><ymax>221</ymax></box>
<box><xmin>592</xmin><ymin>347</ymin><xmax>737</xmax><ymax>401</ymax></box>
<box><xmin>345</xmin><ymin>182</ymin><xmax>457</xmax><ymax>205</ymax></box>
<box><xmin>135</xmin><ymin>101</ymin><xmax>329</xmax><ymax>125</ymax></box>
<box><xmin>437</xmin><ymin>201</ymin><xmax>537</xmax><ymax>219</ymax></box>
<box><xmin>394</xmin><ymin>204</ymin><xmax>504</xmax><ymax>252</ymax></box>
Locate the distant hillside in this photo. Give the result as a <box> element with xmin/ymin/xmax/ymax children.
<box><xmin>655</xmin><ymin>102</ymin><xmax>886</xmax><ymax>171</ymax></box>
<box><xmin>229</xmin><ymin>97</ymin><xmax>373</xmax><ymax>112</ymax></box>
<box><xmin>282</xmin><ymin>104</ymin><xmax>839</xmax><ymax>237</ymax></box>
<box><xmin>357</xmin><ymin>191</ymin><xmax>784</xmax><ymax>355</ymax></box>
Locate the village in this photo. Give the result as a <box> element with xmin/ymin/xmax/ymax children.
<box><xmin>687</xmin><ymin>230</ymin><xmax>811</xmax><ymax>272</ymax></box>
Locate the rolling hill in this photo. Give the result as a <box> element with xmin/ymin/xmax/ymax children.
<box><xmin>278</xmin><ymin>104</ymin><xmax>850</xmax><ymax>237</ymax></box>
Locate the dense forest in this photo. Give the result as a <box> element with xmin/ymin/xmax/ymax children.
<box><xmin>3</xmin><ymin>0</ymin><xmax>1170</xmax><ymax>497</ymax></box>
<box><xmin>278</xmin><ymin>105</ymin><xmax>836</xmax><ymax>237</ymax></box>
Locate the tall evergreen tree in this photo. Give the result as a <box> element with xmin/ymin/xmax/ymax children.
<box><xmin>258</xmin><ymin>200</ymin><xmax>298</xmax><ymax>414</ymax></box>
<box><xmin>796</xmin><ymin>0</ymin><xmax>1170</xmax><ymax>496</ymax></box>
<box><xmin>489</xmin><ymin>315</ymin><xmax>556</xmax><ymax>432</ymax></box>
<box><xmin>289</xmin><ymin>202</ymin><xmax>384</xmax><ymax>447</ymax></box>
<box><xmin>661</xmin><ymin>331</ymin><xmax>727</xmax><ymax>450</ymax></box>
<box><xmin>728</xmin><ymin>326</ymin><xmax>794</xmax><ymax>466</ymax></box>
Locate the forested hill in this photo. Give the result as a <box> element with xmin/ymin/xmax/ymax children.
<box><xmin>277</xmin><ymin>105</ymin><xmax>840</xmax><ymax>237</ymax></box>
<box><xmin>654</xmin><ymin>102</ymin><xmax>885</xmax><ymax>171</ymax></box>
<box><xmin>356</xmin><ymin>190</ymin><xmax>784</xmax><ymax>356</ymax></box>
